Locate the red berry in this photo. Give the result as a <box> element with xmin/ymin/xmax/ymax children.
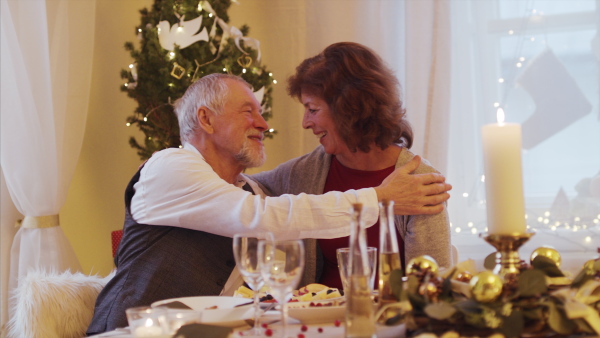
<box><xmin>298</xmin><ymin>334</ymin><xmax>305</xmax><ymax>338</ymax></box>
<box><xmin>261</xmin><ymin>323</ymin><xmax>269</xmax><ymax>328</ymax></box>
<box><xmin>334</xmin><ymin>319</ymin><xmax>341</xmax><ymax>327</ymax></box>
<box><xmin>318</xmin><ymin>327</ymin><xmax>323</xmax><ymax>333</ymax></box>
<box><xmin>265</xmin><ymin>328</ymin><xmax>273</xmax><ymax>337</ymax></box>
<box><xmin>300</xmin><ymin>325</ymin><xmax>308</xmax><ymax>332</ymax></box>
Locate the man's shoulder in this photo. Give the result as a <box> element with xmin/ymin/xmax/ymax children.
<box><xmin>146</xmin><ymin>147</ymin><xmax>202</xmax><ymax>166</ymax></box>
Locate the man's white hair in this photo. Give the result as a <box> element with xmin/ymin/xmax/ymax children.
<box><xmin>174</xmin><ymin>73</ymin><xmax>252</xmax><ymax>144</ymax></box>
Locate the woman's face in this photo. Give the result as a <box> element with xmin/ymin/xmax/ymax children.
<box><xmin>300</xmin><ymin>92</ymin><xmax>348</xmax><ymax>156</ymax></box>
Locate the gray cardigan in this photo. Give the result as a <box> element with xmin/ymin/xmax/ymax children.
<box><xmin>252</xmin><ymin>146</ymin><xmax>452</xmax><ymax>286</ymax></box>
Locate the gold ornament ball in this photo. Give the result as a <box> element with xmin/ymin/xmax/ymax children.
<box><xmin>406</xmin><ymin>255</ymin><xmax>439</xmax><ymax>275</ymax></box>
<box><xmin>455</xmin><ymin>271</ymin><xmax>474</xmax><ymax>283</ymax></box>
<box><xmin>469</xmin><ymin>271</ymin><xmax>503</xmax><ymax>303</ymax></box>
<box><xmin>418</xmin><ymin>281</ymin><xmax>439</xmax><ymax>296</ymax></box>
<box><xmin>530</xmin><ymin>246</ymin><xmax>561</xmax><ymax>267</ymax></box>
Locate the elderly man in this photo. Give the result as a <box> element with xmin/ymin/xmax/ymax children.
<box><xmin>87</xmin><ymin>74</ymin><xmax>451</xmax><ymax>334</ymax></box>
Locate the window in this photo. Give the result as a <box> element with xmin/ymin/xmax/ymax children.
<box><xmin>448</xmin><ymin>0</ymin><xmax>599</xmax><ymax>273</ymax></box>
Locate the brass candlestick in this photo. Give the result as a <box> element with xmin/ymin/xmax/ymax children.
<box><xmin>481</xmin><ymin>232</ymin><xmax>534</xmax><ymax>279</ymax></box>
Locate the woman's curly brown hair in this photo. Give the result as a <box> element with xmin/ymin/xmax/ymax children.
<box><xmin>287</xmin><ymin>42</ymin><xmax>413</xmax><ymax>152</ymax></box>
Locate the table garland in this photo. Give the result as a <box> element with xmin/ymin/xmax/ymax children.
<box><xmin>385</xmin><ymin>253</ymin><xmax>600</xmax><ymax>338</ymax></box>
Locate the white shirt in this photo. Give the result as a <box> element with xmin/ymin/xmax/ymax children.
<box><xmin>130</xmin><ymin>143</ymin><xmax>380</xmax><ymax>240</ymax></box>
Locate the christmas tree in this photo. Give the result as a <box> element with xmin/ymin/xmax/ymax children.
<box><xmin>121</xmin><ymin>0</ymin><xmax>275</xmax><ymax>160</ymax></box>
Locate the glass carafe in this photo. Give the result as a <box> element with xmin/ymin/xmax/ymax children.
<box><xmin>345</xmin><ymin>203</ymin><xmax>376</xmax><ymax>338</ymax></box>
<box><xmin>377</xmin><ymin>199</ymin><xmax>402</xmax><ymax>323</ymax></box>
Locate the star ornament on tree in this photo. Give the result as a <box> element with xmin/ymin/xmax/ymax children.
<box><xmin>158</xmin><ymin>15</ymin><xmax>209</xmax><ymax>51</ymax></box>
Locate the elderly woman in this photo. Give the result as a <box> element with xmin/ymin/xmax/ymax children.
<box><xmin>252</xmin><ymin>42</ymin><xmax>452</xmax><ymax>289</ymax></box>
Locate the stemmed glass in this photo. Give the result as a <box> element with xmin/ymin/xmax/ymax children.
<box><xmin>233</xmin><ymin>232</ymin><xmax>274</xmax><ymax>335</ymax></box>
<box><xmin>258</xmin><ymin>239</ymin><xmax>305</xmax><ymax>338</ymax></box>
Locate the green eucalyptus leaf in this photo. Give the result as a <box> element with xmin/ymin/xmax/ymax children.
<box><xmin>454</xmin><ymin>299</ymin><xmax>482</xmax><ymax>315</ymax></box>
<box><xmin>570</xmin><ymin>267</ymin><xmax>594</xmax><ymax>288</ymax></box>
<box><xmin>521</xmin><ymin>306</ymin><xmax>544</xmax><ymax>320</ymax></box>
<box><xmin>531</xmin><ymin>256</ymin><xmax>564</xmax><ymax>277</ymax></box>
<box><xmin>543</xmin><ymin>299</ymin><xmax>576</xmax><ymax>334</ymax></box>
<box><xmin>574</xmin><ymin>317</ymin><xmax>594</xmax><ymax>334</ymax></box>
<box><xmin>407</xmin><ymin>292</ymin><xmax>427</xmax><ymax>313</ymax></box>
<box><xmin>517</xmin><ymin>269</ymin><xmax>547</xmax><ymax>297</ymax></box>
<box><xmin>406</xmin><ymin>275</ymin><xmax>420</xmax><ymax>294</ymax></box>
<box><xmin>390</xmin><ymin>269</ymin><xmax>405</xmax><ymax>301</ymax></box>
<box><xmin>484</xmin><ymin>252</ymin><xmax>496</xmax><ymax>270</ymax></box>
<box><xmin>440</xmin><ymin>269</ymin><xmax>455</xmax><ymax>301</ymax></box>
<box><xmin>424</xmin><ymin>302</ymin><xmax>457</xmax><ymax>320</ymax></box>
<box><xmin>496</xmin><ymin>309</ymin><xmax>524</xmax><ymax>338</ymax></box>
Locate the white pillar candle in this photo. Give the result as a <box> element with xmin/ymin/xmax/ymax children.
<box><xmin>481</xmin><ymin>108</ymin><xmax>527</xmax><ymax>235</ymax></box>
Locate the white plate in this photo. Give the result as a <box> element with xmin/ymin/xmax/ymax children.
<box><xmin>151</xmin><ymin>296</ymin><xmax>253</xmax><ymax>327</ymax></box>
<box><xmin>287</xmin><ymin>299</ymin><xmax>346</xmax><ymax>324</ymax></box>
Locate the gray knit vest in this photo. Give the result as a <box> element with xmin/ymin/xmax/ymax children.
<box><xmin>87</xmin><ymin>167</ymin><xmax>235</xmax><ymax>335</ymax></box>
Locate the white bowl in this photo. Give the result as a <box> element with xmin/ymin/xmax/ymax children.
<box><xmin>287</xmin><ymin>299</ymin><xmax>346</xmax><ymax>324</ymax></box>
<box><xmin>152</xmin><ymin>296</ymin><xmax>253</xmax><ymax>327</ymax></box>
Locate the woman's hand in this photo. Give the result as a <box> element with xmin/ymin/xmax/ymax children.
<box><xmin>374</xmin><ymin>156</ymin><xmax>452</xmax><ymax>215</ymax></box>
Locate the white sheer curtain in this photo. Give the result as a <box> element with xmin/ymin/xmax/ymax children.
<box><xmin>404</xmin><ymin>0</ymin><xmax>451</xmax><ymax>173</ymax></box>
<box><xmin>0</xmin><ymin>0</ymin><xmax>96</xmax><ymax>325</ymax></box>
<box><xmin>447</xmin><ymin>0</ymin><xmax>600</xmax><ymax>275</ymax></box>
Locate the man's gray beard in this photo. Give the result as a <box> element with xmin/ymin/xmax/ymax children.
<box><xmin>234</xmin><ymin>142</ymin><xmax>266</xmax><ymax>168</ymax></box>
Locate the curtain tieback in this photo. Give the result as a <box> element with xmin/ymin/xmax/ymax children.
<box><xmin>18</xmin><ymin>215</ymin><xmax>60</xmax><ymax>229</ymax></box>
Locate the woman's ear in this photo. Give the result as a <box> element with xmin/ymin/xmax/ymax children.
<box><xmin>197</xmin><ymin>107</ymin><xmax>215</xmax><ymax>134</ymax></box>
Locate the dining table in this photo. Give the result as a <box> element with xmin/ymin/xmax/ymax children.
<box><xmin>89</xmin><ymin>307</ymin><xmax>407</xmax><ymax>338</ymax></box>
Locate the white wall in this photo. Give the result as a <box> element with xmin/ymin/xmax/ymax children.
<box><xmin>61</xmin><ymin>0</ymin><xmax>152</xmax><ymax>276</ymax></box>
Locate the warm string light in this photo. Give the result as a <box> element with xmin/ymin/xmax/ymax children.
<box><xmin>464</xmin><ymin>8</ymin><xmax>588</xmax><ymax>240</ymax></box>
<box><xmin>493</xmin><ymin>8</ymin><xmax>544</xmax><ymax>100</ymax></box>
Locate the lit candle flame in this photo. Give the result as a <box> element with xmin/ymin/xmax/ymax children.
<box><xmin>496</xmin><ymin>108</ymin><xmax>505</xmax><ymax>125</ymax></box>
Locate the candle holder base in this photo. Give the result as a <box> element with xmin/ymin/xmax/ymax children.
<box><xmin>481</xmin><ymin>233</ymin><xmax>534</xmax><ymax>279</ymax></box>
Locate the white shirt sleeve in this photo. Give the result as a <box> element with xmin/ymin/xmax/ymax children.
<box><xmin>130</xmin><ymin>144</ymin><xmax>379</xmax><ymax>240</ymax></box>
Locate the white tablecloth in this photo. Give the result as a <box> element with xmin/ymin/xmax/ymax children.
<box><xmin>89</xmin><ymin>311</ymin><xmax>406</xmax><ymax>338</ymax></box>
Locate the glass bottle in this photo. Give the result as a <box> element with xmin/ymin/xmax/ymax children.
<box><xmin>377</xmin><ymin>199</ymin><xmax>402</xmax><ymax>322</ymax></box>
<box><xmin>345</xmin><ymin>203</ymin><xmax>376</xmax><ymax>338</ymax></box>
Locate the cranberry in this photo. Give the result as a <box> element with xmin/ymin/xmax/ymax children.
<box><xmin>261</xmin><ymin>323</ymin><xmax>269</xmax><ymax>329</ymax></box>
<box><xmin>298</xmin><ymin>334</ymin><xmax>305</xmax><ymax>338</ymax></box>
<box><xmin>265</xmin><ymin>328</ymin><xmax>273</xmax><ymax>337</ymax></box>
<box><xmin>334</xmin><ymin>319</ymin><xmax>341</xmax><ymax>327</ymax></box>
<box><xmin>318</xmin><ymin>327</ymin><xmax>323</xmax><ymax>333</ymax></box>
<box><xmin>300</xmin><ymin>325</ymin><xmax>308</xmax><ymax>332</ymax></box>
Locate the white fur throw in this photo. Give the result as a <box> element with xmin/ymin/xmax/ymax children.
<box><xmin>6</xmin><ymin>269</ymin><xmax>114</xmax><ymax>338</ymax></box>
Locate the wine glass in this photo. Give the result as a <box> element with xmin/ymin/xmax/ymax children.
<box><xmin>232</xmin><ymin>232</ymin><xmax>274</xmax><ymax>335</ymax></box>
<box><xmin>258</xmin><ymin>239</ymin><xmax>305</xmax><ymax>338</ymax></box>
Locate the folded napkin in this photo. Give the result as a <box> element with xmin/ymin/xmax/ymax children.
<box><xmin>174</xmin><ymin>323</ymin><xmax>232</xmax><ymax>338</ymax></box>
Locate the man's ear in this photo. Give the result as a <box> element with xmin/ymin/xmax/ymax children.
<box><xmin>197</xmin><ymin>107</ymin><xmax>215</xmax><ymax>134</ymax></box>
